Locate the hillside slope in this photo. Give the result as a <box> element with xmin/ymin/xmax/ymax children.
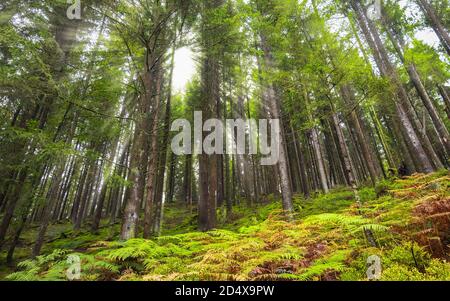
<box><xmin>2</xmin><ymin>171</ymin><xmax>450</xmax><ymax>281</ymax></box>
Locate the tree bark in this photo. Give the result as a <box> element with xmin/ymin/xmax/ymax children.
<box><xmin>143</xmin><ymin>63</ymin><xmax>163</xmax><ymax>238</ymax></box>
<box><xmin>341</xmin><ymin>85</ymin><xmax>379</xmax><ymax>184</ymax></box>
<box><xmin>259</xmin><ymin>33</ymin><xmax>294</xmax><ymax>217</ymax></box>
<box><xmin>32</xmin><ymin>162</ymin><xmax>66</xmax><ymax>257</ymax></box>
<box><xmin>350</xmin><ymin>0</ymin><xmax>435</xmax><ymax>173</ymax></box>
<box><xmin>381</xmin><ymin>13</ymin><xmax>450</xmax><ymax>155</ymax></box>
<box><xmin>438</xmin><ymin>85</ymin><xmax>450</xmax><ymax>120</ymax></box>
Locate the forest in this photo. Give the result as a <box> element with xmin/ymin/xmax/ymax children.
<box><xmin>0</xmin><ymin>0</ymin><xmax>449</xmax><ymax>282</ymax></box>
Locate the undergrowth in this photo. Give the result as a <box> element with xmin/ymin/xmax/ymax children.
<box><xmin>2</xmin><ymin>170</ymin><xmax>449</xmax><ymax>281</ymax></box>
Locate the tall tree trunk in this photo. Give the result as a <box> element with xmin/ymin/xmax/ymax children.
<box><xmin>381</xmin><ymin>14</ymin><xmax>450</xmax><ymax>155</ymax></box>
<box><xmin>165</xmin><ymin>150</ymin><xmax>176</xmax><ymax>204</ymax></box>
<box><xmin>152</xmin><ymin>61</ymin><xmax>175</xmax><ymax>236</ymax></box>
<box><xmin>259</xmin><ymin>33</ymin><xmax>294</xmax><ymax>217</ymax></box>
<box><xmin>183</xmin><ymin>154</ymin><xmax>192</xmax><ymax>207</ymax></box>
<box><xmin>291</xmin><ymin>125</ymin><xmax>310</xmax><ymax>198</ymax></box>
<box><xmin>310</xmin><ymin>127</ymin><xmax>329</xmax><ymax>193</ymax></box>
<box><xmin>71</xmin><ymin>164</ymin><xmax>88</xmax><ymax>223</ymax></box>
<box><xmin>91</xmin><ymin>132</ymin><xmax>122</xmax><ymax>232</ymax></box>
<box><xmin>350</xmin><ymin>0</ymin><xmax>435</xmax><ymax>173</ymax></box>
<box><xmin>198</xmin><ymin>0</ymin><xmax>224</xmax><ymax>230</ymax></box>
<box><xmin>438</xmin><ymin>85</ymin><xmax>450</xmax><ymax>120</ymax></box>
<box><xmin>32</xmin><ymin>162</ymin><xmax>66</xmax><ymax>257</ymax></box>
<box><xmin>143</xmin><ymin>63</ymin><xmax>163</xmax><ymax>238</ymax></box>
<box><xmin>74</xmin><ymin>158</ymin><xmax>98</xmax><ymax>231</ymax></box>
<box><xmin>416</xmin><ymin>0</ymin><xmax>450</xmax><ymax>56</ymax></box>
<box><xmin>120</xmin><ymin>117</ymin><xmax>147</xmax><ymax>240</ymax></box>
<box><xmin>198</xmin><ymin>152</ymin><xmax>210</xmax><ymax>231</ymax></box>
<box><xmin>341</xmin><ymin>85</ymin><xmax>379</xmax><ymax>184</ymax></box>
<box><xmin>0</xmin><ymin>170</ymin><xmax>27</xmax><ymax>250</ymax></box>
<box><xmin>331</xmin><ymin>112</ymin><xmax>357</xmax><ymax>187</ymax></box>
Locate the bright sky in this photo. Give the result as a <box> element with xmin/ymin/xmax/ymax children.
<box><xmin>400</xmin><ymin>0</ymin><xmax>441</xmax><ymax>48</ymax></box>
<box><xmin>416</xmin><ymin>28</ymin><xmax>440</xmax><ymax>48</ymax></box>
<box><xmin>172</xmin><ymin>46</ymin><xmax>196</xmax><ymax>93</ymax></box>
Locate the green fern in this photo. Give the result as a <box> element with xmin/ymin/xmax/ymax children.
<box><xmin>295</xmin><ymin>250</ymin><xmax>350</xmax><ymax>281</ymax></box>
<box><xmin>6</xmin><ymin>249</ymin><xmax>68</xmax><ymax>281</ymax></box>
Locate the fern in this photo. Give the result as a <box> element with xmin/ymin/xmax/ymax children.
<box><xmin>295</xmin><ymin>250</ymin><xmax>350</xmax><ymax>281</ymax></box>
<box><xmin>296</xmin><ymin>261</ymin><xmax>346</xmax><ymax>280</ymax></box>
<box><xmin>6</xmin><ymin>249</ymin><xmax>68</xmax><ymax>281</ymax></box>
<box><xmin>304</xmin><ymin>213</ymin><xmax>387</xmax><ymax>239</ymax></box>
<box><xmin>6</xmin><ymin>267</ymin><xmax>41</xmax><ymax>281</ymax></box>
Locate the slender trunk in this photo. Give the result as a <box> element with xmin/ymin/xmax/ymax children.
<box><xmin>350</xmin><ymin>0</ymin><xmax>435</xmax><ymax>173</ymax></box>
<box><xmin>152</xmin><ymin>47</ymin><xmax>176</xmax><ymax>236</ymax></box>
<box><xmin>143</xmin><ymin>64</ymin><xmax>163</xmax><ymax>238</ymax></box>
<box><xmin>32</xmin><ymin>162</ymin><xmax>65</xmax><ymax>257</ymax></box>
<box><xmin>438</xmin><ymin>85</ymin><xmax>450</xmax><ymax>120</ymax></box>
<box><xmin>259</xmin><ymin>33</ymin><xmax>294</xmax><ymax>217</ymax></box>
<box><xmin>291</xmin><ymin>125</ymin><xmax>310</xmax><ymax>198</ymax></box>
<box><xmin>183</xmin><ymin>155</ymin><xmax>192</xmax><ymax>207</ymax></box>
<box><xmin>0</xmin><ymin>170</ymin><xmax>28</xmax><ymax>250</ymax></box>
<box><xmin>71</xmin><ymin>164</ymin><xmax>88</xmax><ymax>222</ymax></box>
<box><xmin>332</xmin><ymin>112</ymin><xmax>357</xmax><ymax>187</ymax></box>
<box><xmin>165</xmin><ymin>151</ymin><xmax>176</xmax><ymax>203</ymax></box>
<box><xmin>381</xmin><ymin>14</ymin><xmax>450</xmax><ymax>154</ymax></box>
<box><xmin>120</xmin><ymin>119</ymin><xmax>146</xmax><ymax>240</ymax></box>
<box><xmin>58</xmin><ymin>158</ymin><xmax>78</xmax><ymax>221</ymax></box>
<box><xmin>417</xmin><ymin>0</ymin><xmax>450</xmax><ymax>56</ymax></box>
<box><xmin>311</xmin><ymin>128</ymin><xmax>329</xmax><ymax>192</ymax></box>
<box><xmin>341</xmin><ymin>85</ymin><xmax>378</xmax><ymax>184</ymax></box>
<box><xmin>198</xmin><ymin>153</ymin><xmax>210</xmax><ymax>231</ymax></box>
<box><xmin>74</xmin><ymin>160</ymin><xmax>97</xmax><ymax>231</ymax></box>
<box><xmin>91</xmin><ymin>136</ymin><xmax>121</xmax><ymax>232</ymax></box>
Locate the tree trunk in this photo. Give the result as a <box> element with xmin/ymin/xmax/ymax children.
<box><xmin>32</xmin><ymin>162</ymin><xmax>66</xmax><ymax>257</ymax></box>
<box><xmin>0</xmin><ymin>170</ymin><xmax>28</xmax><ymax>250</ymax></box>
<box><xmin>341</xmin><ymin>85</ymin><xmax>379</xmax><ymax>184</ymax></box>
<box><xmin>143</xmin><ymin>63</ymin><xmax>164</xmax><ymax>238</ymax></box>
<box><xmin>438</xmin><ymin>85</ymin><xmax>450</xmax><ymax>120</ymax></box>
<box><xmin>291</xmin><ymin>124</ymin><xmax>308</xmax><ymax>197</ymax></box>
<box><xmin>350</xmin><ymin>0</ymin><xmax>435</xmax><ymax>173</ymax></box>
<box><xmin>332</xmin><ymin>112</ymin><xmax>357</xmax><ymax>187</ymax></box>
<box><xmin>381</xmin><ymin>14</ymin><xmax>450</xmax><ymax>155</ymax></box>
<box><xmin>259</xmin><ymin>33</ymin><xmax>294</xmax><ymax>217</ymax></box>
<box><xmin>417</xmin><ymin>0</ymin><xmax>450</xmax><ymax>56</ymax></box>
<box><xmin>120</xmin><ymin>118</ymin><xmax>146</xmax><ymax>240</ymax></box>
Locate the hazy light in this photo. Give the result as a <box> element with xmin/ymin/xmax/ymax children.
<box><xmin>415</xmin><ymin>28</ymin><xmax>440</xmax><ymax>48</ymax></box>
<box><xmin>172</xmin><ymin>47</ymin><xmax>196</xmax><ymax>93</ymax></box>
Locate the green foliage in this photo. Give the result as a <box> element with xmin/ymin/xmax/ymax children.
<box><xmin>374</xmin><ymin>179</ymin><xmax>392</xmax><ymax>197</ymax></box>
<box><xmin>2</xmin><ymin>0</ymin><xmax>449</xmax><ymax>284</ymax></box>
<box><xmin>295</xmin><ymin>188</ymin><xmax>355</xmax><ymax>218</ymax></box>
<box><xmin>295</xmin><ymin>250</ymin><xmax>350</xmax><ymax>281</ymax></box>
<box><xmin>5</xmin><ymin>249</ymin><xmax>120</xmax><ymax>281</ymax></box>
<box><xmin>303</xmin><ymin>213</ymin><xmax>388</xmax><ymax>237</ymax></box>
<box><xmin>380</xmin><ymin>242</ymin><xmax>450</xmax><ymax>281</ymax></box>
<box><xmin>6</xmin><ymin>249</ymin><xmax>68</xmax><ymax>281</ymax></box>
<box><xmin>358</xmin><ymin>187</ymin><xmax>377</xmax><ymax>203</ymax></box>
<box><xmin>4</xmin><ymin>173</ymin><xmax>450</xmax><ymax>281</ymax></box>
<box><xmin>404</xmin><ymin>39</ymin><xmax>450</xmax><ymax>84</ymax></box>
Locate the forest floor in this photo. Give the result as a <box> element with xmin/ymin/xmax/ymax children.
<box><xmin>1</xmin><ymin>171</ymin><xmax>450</xmax><ymax>281</ymax></box>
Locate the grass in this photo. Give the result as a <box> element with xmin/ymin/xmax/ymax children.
<box><xmin>1</xmin><ymin>170</ymin><xmax>449</xmax><ymax>281</ymax></box>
